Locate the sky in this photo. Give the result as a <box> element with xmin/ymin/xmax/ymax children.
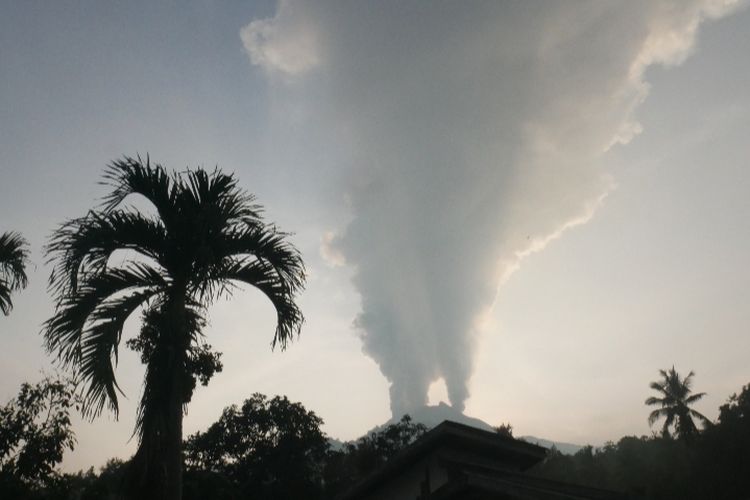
<box><xmin>1</xmin><ymin>0</ymin><xmax>750</xmax><ymax>471</ymax></box>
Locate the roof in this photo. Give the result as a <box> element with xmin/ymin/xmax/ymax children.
<box><xmin>337</xmin><ymin>420</ymin><xmax>548</xmax><ymax>500</ymax></box>
<box><xmin>429</xmin><ymin>465</ymin><xmax>627</xmax><ymax>500</ymax></box>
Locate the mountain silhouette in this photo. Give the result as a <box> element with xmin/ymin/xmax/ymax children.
<box><xmin>376</xmin><ymin>402</ymin><xmax>583</xmax><ymax>455</ymax></box>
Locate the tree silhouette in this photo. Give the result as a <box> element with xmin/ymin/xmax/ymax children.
<box><xmin>0</xmin><ymin>231</ymin><xmax>29</xmax><ymax>315</ymax></box>
<box><xmin>495</xmin><ymin>422</ymin><xmax>514</xmax><ymax>438</ymax></box>
<box><xmin>645</xmin><ymin>367</ymin><xmax>709</xmax><ymax>439</ymax></box>
<box><xmin>0</xmin><ymin>376</ymin><xmax>78</xmax><ymax>492</ymax></box>
<box><xmin>44</xmin><ymin>156</ymin><xmax>305</xmax><ymax>500</ymax></box>
<box><xmin>323</xmin><ymin>415</ymin><xmax>428</xmax><ymax>496</ymax></box>
<box><xmin>185</xmin><ymin>393</ymin><xmax>329</xmax><ymax>500</ymax></box>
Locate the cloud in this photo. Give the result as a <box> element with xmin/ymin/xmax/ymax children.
<box><xmin>245</xmin><ymin>0</ymin><xmax>743</xmax><ymax>416</ymax></box>
<box><xmin>320</xmin><ymin>231</ymin><xmax>346</xmax><ymax>268</ymax></box>
<box><xmin>240</xmin><ymin>0</ymin><xmax>321</xmax><ymax>77</ymax></box>
<box><xmin>609</xmin><ymin>0</ymin><xmax>743</xmax><ymax>148</ymax></box>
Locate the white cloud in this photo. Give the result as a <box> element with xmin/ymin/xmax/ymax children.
<box><xmin>248</xmin><ymin>0</ymin><xmax>743</xmax><ymax>417</ymax></box>
<box><xmin>320</xmin><ymin>230</ymin><xmax>346</xmax><ymax>268</ymax></box>
<box><xmin>611</xmin><ymin>0</ymin><xmax>745</xmax><ymax>149</ymax></box>
<box><xmin>240</xmin><ymin>0</ymin><xmax>321</xmax><ymax>77</ymax></box>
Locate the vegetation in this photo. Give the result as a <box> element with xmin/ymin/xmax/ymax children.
<box><xmin>645</xmin><ymin>367</ymin><xmax>709</xmax><ymax>439</ymax></box>
<box><xmin>183</xmin><ymin>401</ymin><xmax>428</xmax><ymax>499</ymax></box>
<box><xmin>322</xmin><ymin>414</ymin><xmax>427</xmax><ymax>497</ymax></box>
<box><xmin>0</xmin><ymin>231</ymin><xmax>29</xmax><ymax>315</ymax></box>
<box><xmin>43</xmin><ymin>157</ymin><xmax>305</xmax><ymax>500</ymax></box>
<box><xmin>184</xmin><ymin>393</ymin><xmax>328</xmax><ymax>500</ymax></box>
<box><xmin>0</xmin><ymin>377</ymin><xmax>77</xmax><ymax>497</ymax></box>
<box><xmin>533</xmin><ymin>380</ymin><xmax>750</xmax><ymax>499</ymax></box>
<box><xmin>495</xmin><ymin>422</ymin><xmax>514</xmax><ymax>437</ymax></box>
<box><xmin>1</xmin><ymin>380</ymin><xmax>749</xmax><ymax>500</ymax></box>
<box><xmin>0</xmin><ymin>395</ymin><xmax>426</xmax><ymax>499</ymax></box>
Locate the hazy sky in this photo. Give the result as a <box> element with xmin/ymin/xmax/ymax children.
<box><xmin>2</xmin><ymin>0</ymin><xmax>750</xmax><ymax>471</ymax></box>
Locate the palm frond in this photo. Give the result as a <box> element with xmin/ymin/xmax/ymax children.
<box><xmin>181</xmin><ymin>168</ymin><xmax>261</xmax><ymax>224</ymax></box>
<box><xmin>645</xmin><ymin>396</ymin><xmax>665</xmax><ymax>407</ymax></box>
<box><xmin>215</xmin><ymin>224</ymin><xmax>306</xmax><ymax>292</ymax></box>
<box><xmin>649</xmin><ymin>381</ymin><xmax>666</xmax><ymax>393</ymax></box>
<box><xmin>685</xmin><ymin>391</ymin><xmax>706</xmax><ymax>404</ymax></box>
<box><xmin>47</xmin><ymin>211</ymin><xmax>166</xmax><ymax>297</ymax></box>
<box><xmin>44</xmin><ymin>263</ymin><xmax>165</xmax><ymax>367</ymax></box>
<box><xmin>648</xmin><ymin>408</ymin><xmax>668</xmax><ymax>426</ymax></box>
<box><xmin>0</xmin><ymin>280</ymin><xmax>13</xmax><ymax>316</ymax></box>
<box><xmin>100</xmin><ymin>156</ymin><xmax>176</xmax><ymax>225</ymax></box>
<box><xmin>78</xmin><ymin>290</ymin><xmax>159</xmax><ymax>419</ymax></box>
<box><xmin>0</xmin><ymin>232</ymin><xmax>29</xmax><ymax>284</ymax></box>
<box><xmin>210</xmin><ymin>257</ymin><xmax>304</xmax><ymax>349</ymax></box>
<box><xmin>689</xmin><ymin>408</ymin><xmax>710</xmax><ymax>423</ymax></box>
<box><xmin>0</xmin><ymin>231</ymin><xmax>29</xmax><ymax>315</ymax></box>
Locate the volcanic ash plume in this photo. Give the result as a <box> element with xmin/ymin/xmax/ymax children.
<box><xmin>244</xmin><ymin>0</ymin><xmax>741</xmax><ymax>417</ymax></box>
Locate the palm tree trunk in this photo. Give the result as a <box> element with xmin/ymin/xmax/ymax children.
<box><xmin>162</xmin><ymin>296</ymin><xmax>188</xmax><ymax>500</ymax></box>
<box><xmin>126</xmin><ymin>348</ymin><xmax>186</xmax><ymax>500</ymax></box>
<box><xmin>127</xmin><ymin>301</ymin><xmax>189</xmax><ymax>500</ymax></box>
<box><xmin>164</xmin><ymin>343</ymin><xmax>185</xmax><ymax>500</ymax></box>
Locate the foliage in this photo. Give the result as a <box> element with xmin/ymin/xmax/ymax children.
<box><xmin>184</xmin><ymin>393</ymin><xmax>328</xmax><ymax>500</ymax></box>
<box><xmin>8</xmin><ymin>381</ymin><xmax>749</xmax><ymax>500</ymax></box>
<box><xmin>645</xmin><ymin>367</ymin><xmax>708</xmax><ymax>439</ymax></box>
<box><xmin>0</xmin><ymin>377</ymin><xmax>77</xmax><ymax>495</ymax></box>
<box><xmin>358</xmin><ymin>414</ymin><xmax>428</xmax><ymax>463</ymax></box>
<box><xmin>323</xmin><ymin>414</ymin><xmax>428</xmax><ymax>497</ymax></box>
<box><xmin>695</xmin><ymin>382</ymin><xmax>750</xmax><ymax>499</ymax></box>
<box><xmin>533</xmin><ymin>381</ymin><xmax>750</xmax><ymax>500</ymax></box>
<box><xmin>44</xmin><ymin>156</ymin><xmax>306</xmax><ymax>499</ymax></box>
<box><xmin>182</xmin><ymin>469</ymin><xmax>239</xmax><ymax>500</ymax></box>
<box><xmin>718</xmin><ymin>382</ymin><xmax>750</xmax><ymax>424</ymax></box>
<box><xmin>125</xmin><ymin>309</ymin><xmax>223</xmax><ymax>405</ymax></box>
<box><xmin>14</xmin><ymin>459</ymin><xmax>129</xmax><ymax>500</ymax></box>
<box><xmin>183</xmin><ymin>405</ymin><xmax>428</xmax><ymax>500</ymax></box>
<box><xmin>495</xmin><ymin>422</ymin><xmax>513</xmax><ymax>437</ymax></box>
<box><xmin>0</xmin><ymin>231</ymin><xmax>29</xmax><ymax>315</ymax></box>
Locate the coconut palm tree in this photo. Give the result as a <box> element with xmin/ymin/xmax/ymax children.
<box><xmin>645</xmin><ymin>366</ymin><xmax>709</xmax><ymax>439</ymax></box>
<box><xmin>44</xmin><ymin>156</ymin><xmax>305</xmax><ymax>500</ymax></box>
<box><xmin>0</xmin><ymin>231</ymin><xmax>29</xmax><ymax>315</ymax></box>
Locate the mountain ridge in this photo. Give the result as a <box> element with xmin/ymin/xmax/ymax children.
<box><xmin>350</xmin><ymin>402</ymin><xmax>584</xmax><ymax>455</ymax></box>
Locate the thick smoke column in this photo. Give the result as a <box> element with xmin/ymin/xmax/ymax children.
<box><xmin>244</xmin><ymin>0</ymin><xmax>741</xmax><ymax>417</ymax></box>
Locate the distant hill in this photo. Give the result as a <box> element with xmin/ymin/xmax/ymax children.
<box><xmin>327</xmin><ymin>436</ymin><xmax>347</xmax><ymax>452</ymax></box>
<box><xmin>347</xmin><ymin>402</ymin><xmax>583</xmax><ymax>456</ymax></box>
<box><xmin>516</xmin><ymin>436</ymin><xmax>584</xmax><ymax>456</ymax></box>
<box><xmin>384</xmin><ymin>402</ymin><xmax>495</xmax><ymax>432</ymax></box>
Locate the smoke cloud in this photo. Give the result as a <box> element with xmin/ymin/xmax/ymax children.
<box><xmin>243</xmin><ymin>0</ymin><xmax>741</xmax><ymax>417</ymax></box>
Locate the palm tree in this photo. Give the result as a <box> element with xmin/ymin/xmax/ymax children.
<box><xmin>0</xmin><ymin>231</ymin><xmax>29</xmax><ymax>315</ymax></box>
<box><xmin>44</xmin><ymin>156</ymin><xmax>305</xmax><ymax>500</ymax></box>
<box><xmin>645</xmin><ymin>366</ymin><xmax>709</xmax><ymax>439</ymax></box>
